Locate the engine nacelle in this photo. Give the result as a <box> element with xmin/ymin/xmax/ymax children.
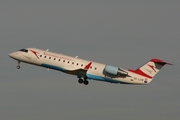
<box><xmin>104</xmin><ymin>65</ymin><xmax>128</xmax><ymax>77</ymax></box>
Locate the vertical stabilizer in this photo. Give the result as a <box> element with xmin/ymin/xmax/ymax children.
<box><xmin>129</xmin><ymin>58</ymin><xmax>172</xmax><ymax>79</ymax></box>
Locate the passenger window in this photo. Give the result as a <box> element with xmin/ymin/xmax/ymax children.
<box><xmin>81</xmin><ymin>64</ymin><xmax>83</xmax><ymax>67</ymax></box>
<box><xmin>44</xmin><ymin>56</ymin><xmax>46</xmax><ymax>58</ymax></box>
<box><xmin>95</xmin><ymin>67</ymin><xmax>97</xmax><ymax>70</ymax></box>
<box><xmin>40</xmin><ymin>55</ymin><xmax>42</xmax><ymax>57</ymax></box>
<box><xmin>63</xmin><ymin>60</ymin><xmax>65</xmax><ymax>62</ymax></box>
<box><xmin>59</xmin><ymin>59</ymin><xmax>60</xmax><ymax>61</ymax></box>
<box><xmin>68</xmin><ymin>61</ymin><xmax>70</xmax><ymax>63</ymax></box>
<box><xmin>54</xmin><ymin>58</ymin><xmax>56</xmax><ymax>60</ymax></box>
<box><xmin>49</xmin><ymin>57</ymin><xmax>51</xmax><ymax>59</ymax></box>
<box><xmin>72</xmin><ymin>62</ymin><xmax>74</xmax><ymax>64</ymax></box>
<box><xmin>77</xmin><ymin>63</ymin><xmax>79</xmax><ymax>66</ymax></box>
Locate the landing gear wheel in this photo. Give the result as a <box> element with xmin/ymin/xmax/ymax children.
<box><xmin>84</xmin><ymin>80</ymin><xmax>89</xmax><ymax>85</ymax></box>
<box><xmin>16</xmin><ymin>61</ymin><xmax>21</xmax><ymax>69</ymax></box>
<box><xmin>78</xmin><ymin>79</ymin><xmax>84</xmax><ymax>84</ymax></box>
<box><xmin>16</xmin><ymin>65</ymin><xmax>20</xmax><ymax>69</ymax></box>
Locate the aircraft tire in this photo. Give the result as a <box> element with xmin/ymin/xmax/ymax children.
<box><xmin>84</xmin><ymin>80</ymin><xmax>89</xmax><ymax>85</ymax></box>
<box><xmin>16</xmin><ymin>65</ymin><xmax>20</xmax><ymax>69</ymax></box>
<box><xmin>78</xmin><ymin>79</ymin><xmax>84</xmax><ymax>84</ymax></box>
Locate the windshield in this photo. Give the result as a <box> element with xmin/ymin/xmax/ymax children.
<box><xmin>19</xmin><ymin>49</ymin><xmax>28</xmax><ymax>53</ymax></box>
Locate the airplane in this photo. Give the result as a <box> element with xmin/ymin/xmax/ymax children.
<box><xmin>8</xmin><ymin>48</ymin><xmax>172</xmax><ymax>85</ymax></box>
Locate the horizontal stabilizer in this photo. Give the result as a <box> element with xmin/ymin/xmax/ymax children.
<box><xmin>150</xmin><ymin>58</ymin><xmax>173</xmax><ymax>66</ymax></box>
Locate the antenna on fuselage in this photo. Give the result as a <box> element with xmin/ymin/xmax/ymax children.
<box><xmin>46</xmin><ymin>49</ymin><xmax>49</xmax><ymax>51</ymax></box>
<box><xmin>75</xmin><ymin>56</ymin><xmax>78</xmax><ymax>58</ymax></box>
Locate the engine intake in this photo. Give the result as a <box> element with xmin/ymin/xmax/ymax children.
<box><xmin>104</xmin><ymin>65</ymin><xmax>128</xmax><ymax>77</ymax></box>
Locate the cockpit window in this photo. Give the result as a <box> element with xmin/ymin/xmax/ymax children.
<box><xmin>19</xmin><ymin>49</ymin><xmax>28</xmax><ymax>53</ymax></box>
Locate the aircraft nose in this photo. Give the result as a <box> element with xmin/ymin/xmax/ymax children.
<box><xmin>8</xmin><ymin>52</ymin><xmax>17</xmax><ymax>59</ymax></box>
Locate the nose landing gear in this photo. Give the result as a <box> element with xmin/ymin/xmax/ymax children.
<box><xmin>16</xmin><ymin>61</ymin><xmax>21</xmax><ymax>69</ymax></box>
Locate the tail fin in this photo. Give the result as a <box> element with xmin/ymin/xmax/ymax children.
<box><xmin>129</xmin><ymin>58</ymin><xmax>173</xmax><ymax>79</ymax></box>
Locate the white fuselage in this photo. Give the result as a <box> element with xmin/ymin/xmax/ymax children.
<box><xmin>9</xmin><ymin>48</ymin><xmax>152</xmax><ymax>85</ymax></box>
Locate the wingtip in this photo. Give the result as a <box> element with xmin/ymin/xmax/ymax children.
<box><xmin>167</xmin><ymin>63</ymin><xmax>174</xmax><ymax>66</ymax></box>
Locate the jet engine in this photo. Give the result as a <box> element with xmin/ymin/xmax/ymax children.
<box><xmin>104</xmin><ymin>65</ymin><xmax>128</xmax><ymax>77</ymax></box>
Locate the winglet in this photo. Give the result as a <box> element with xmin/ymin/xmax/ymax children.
<box><xmin>84</xmin><ymin>62</ymin><xmax>92</xmax><ymax>70</ymax></box>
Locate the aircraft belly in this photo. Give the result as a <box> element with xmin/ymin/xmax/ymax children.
<box><xmin>41</xmin><ymin>63</ymin><xmax>65</xmax><ymax>71</ymax></box>
<box><xmin>86</xmin><ymin>74</ymin><xmax>131</xmax><ymax>84</ymax></box>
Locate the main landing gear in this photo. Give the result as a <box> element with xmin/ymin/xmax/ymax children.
<box><xmin>16</xmin><ymin>61</ymin><xmax>21</xmax><ymax>69</ymax></box>
<box><xmin>78</xmin><ymin>78</ymin><xmax>89</xmax><ymax>85</ymax></box>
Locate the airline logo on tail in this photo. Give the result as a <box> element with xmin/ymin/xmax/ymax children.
<box><xmin>129</xmin><ymin>58</ymin><xmax>173</xmax><ymax>79</ymax></box>
<box><xmin>147</xmin><ymin>64</ymin><xmax>156</xmax><ymax>72</ymax></box>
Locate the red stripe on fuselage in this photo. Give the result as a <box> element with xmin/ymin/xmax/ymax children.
<box><xmin>30</xmin><ymin>50</ymin><xmax>39</xmax><ymax>59</ymax></box>
<box><xmin>128</xmin><ymin>69</ymin><xmax>152</xmax><ymax>79</ymax></box>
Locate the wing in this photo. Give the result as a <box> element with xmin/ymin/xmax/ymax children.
<box><xmin>63</xmin><ymin>62</ymin><xmax>92</xmax><ymax>77</ymax></box>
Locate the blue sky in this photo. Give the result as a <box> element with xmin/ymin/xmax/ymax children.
<box><xmin>1</xmin><ymin>1</ymin><xmax>180</xmax><ymax>120</ymax></box>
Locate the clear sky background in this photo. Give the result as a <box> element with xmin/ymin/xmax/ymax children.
<box><xmin>1</xmin><ymin>0</ymin><xmax>180</xmax><ymax>120</ymax></box>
